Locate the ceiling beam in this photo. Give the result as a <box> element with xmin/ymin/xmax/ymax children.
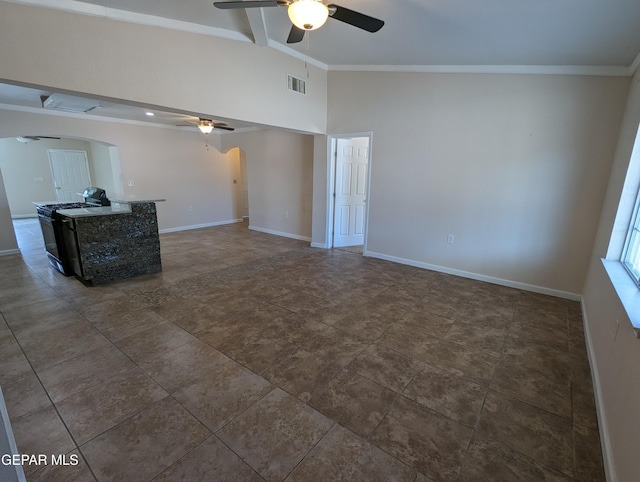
<box><xmin>245</xmin><ymin>9</ymin><xmax>269</xmax><ymax>46</ymax></box>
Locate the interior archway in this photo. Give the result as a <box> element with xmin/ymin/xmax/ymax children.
<box><xmin>0</xmin><ymin>135</ymin><xmax>124</xmax><ymax>251</ymax></box>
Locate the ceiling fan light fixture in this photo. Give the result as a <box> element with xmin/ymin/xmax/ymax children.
<box><xmin>197</xmin><ymin>119</ymin><xmax>214</xmax><ymax>134</ymax></box>
<box><xmin>288</xmin><ymin>0</ymin><xmax>328</xmax><ymax>31</ymax></box>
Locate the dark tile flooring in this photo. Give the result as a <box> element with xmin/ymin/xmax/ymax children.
<box><xmin>0</xmin><ymin>218</ymin><xmax>605</xmax><ymax>481</ymax></box>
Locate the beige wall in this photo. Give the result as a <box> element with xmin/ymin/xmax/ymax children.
<box><xmin>324</xmin><ymin>71</ymin><xmax>629</xmax><ymax>296</ymax></box>
<box><xmin>222</xmin><ymin>129</ymin><xmax>314</xmax><ymax>240</ymax></box>
<box><xmin>88</xmin><ymin>142</ymin><xmax>120</xmax><ymax>196</ymax></box>
<box><xmin>582</xmin><ymin>72</ymin><xmax>640</xmax><ymax>482</ymax></box>
<box><xmin>0</xmin><ymin>167</ymin><xmax>17</xmax><ymax>255</ymax></box>
<box><xmin>0</xmin><ymin>108</ymin><xmax>315</xmax><ymax>248</ymax></box>
<box><xmin>311</xmin><ymin>134</ymin><xmax>329</xmax><ymax>247</ymax></box>
<box><xmin>0</xmin><ymin>1</ymin><xmax>327</xmax><ymax>134</ymax></box>
<box><xmin>0</xmin><ymin>137</ymin><xmax>106</xmax><ymax>216</ymax></box>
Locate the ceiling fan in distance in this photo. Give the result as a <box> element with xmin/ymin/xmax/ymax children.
<box><xmin>213</xmin><ymin>0</ymin><xmax>384</xmax><ymax>43</ymax></box>
<box><xmin>176</xmin><ymin>118</ymin><xmax>235</xmax><ymax>133</ymax></box>
<box><xmin>16</xmin><ymin>135</ymin><xmax>61</xmax><ymax>143</ymax></box>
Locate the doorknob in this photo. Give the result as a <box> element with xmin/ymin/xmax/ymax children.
<box><xmin>55</xmin><ymin>187</ymin><xmax>61</xmax><ymax>190</ymax></box>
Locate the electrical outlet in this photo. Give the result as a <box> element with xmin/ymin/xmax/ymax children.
<box><xmin>285</xmin><ymin>211</ymin><xmax>289</xmax><ymax>218</ymax></box>
<box><xmin>188</xmin><ymin>205</ymin><xmax>193</xmax><ymax>212</ymax></box>
<box><xmin>447</xmin><ymin>234</ymin><xmax>455</xmax><ymax>244</ymax></box>
<box><xmin>127</xmin><ymin>180</ymin><xmax>135</xmax><ymax>187</ymax></box>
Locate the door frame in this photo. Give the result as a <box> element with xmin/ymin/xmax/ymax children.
<box><xmin>325</xmin><ymin>132</ymin><xmax>373</xmax><ymax>252</ymax></box>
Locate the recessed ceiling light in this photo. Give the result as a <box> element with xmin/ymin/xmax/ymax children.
<box><xmin>145</xmin><ymin>112</ymin><xmax>155</xmax><ymax>116</ymax></box>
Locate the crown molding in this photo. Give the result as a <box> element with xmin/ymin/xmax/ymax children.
<box><xmin>328</xmin><ymin>64</ymin><xmax>634</xmax><ymax>77</ymax></box>
<box><xmin>3</xmin><ymin>0</ymin><xmax>251</xmax><ymax>43</ymax></box>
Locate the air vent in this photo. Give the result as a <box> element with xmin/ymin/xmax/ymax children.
<box><xmin>42</xmin><ymin>93</ymin><xmax>101</xmax><ymax>113</ymax></box>
<box><xmin>287</xmin><ymin>75</ymin><xmax>306</xmax><ymax>94</ymax></box>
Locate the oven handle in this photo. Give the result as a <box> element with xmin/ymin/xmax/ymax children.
<box><xmin>61</xmin><ymin>218</ymin><xmax>76</xmax><ymax>230</ymax></box>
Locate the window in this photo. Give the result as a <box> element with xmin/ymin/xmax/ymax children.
<box><xmin>622</xmin><ymin>195</ymin><xmax>640</xmax><ymax>286</ymax></box>
<box><xmin>619</xmin><ymin>125</ymin><xmax>640</xmax><ymax>287</ymax></box>
<box><xmin>602</xmin><ymin>123</ymin><xmax>640</xmax><ymax>336</ymax></box>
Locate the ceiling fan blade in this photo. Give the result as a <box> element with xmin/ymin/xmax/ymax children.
<box><xmin>327</xmin><ymin>4</ymin><xmax>384</xmax><ymax>33</ymax></box>
<box><xmin>214</xmin><ymin>125</ymin><xmax>235</xmax><ymax>131</ymax></box>
<box><xmin>213</xmin><ymin>1</ymin><xmax>285</xmax><ymax>9</ymax></box>
<box><xmin>286</xmin><ymin>25</ymin><xmax>305</xmax><ymax>44</ymax></box>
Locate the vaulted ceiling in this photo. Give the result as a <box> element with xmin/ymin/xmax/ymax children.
<box><xmin>10</xmin><ymin>0</ymin><xmax>640</xmax><ymax>73</ymax></box>
<box><xmin>2</xmin><ymin>0</ymin><xmax>640</xmax><ymax>131</ymax></box>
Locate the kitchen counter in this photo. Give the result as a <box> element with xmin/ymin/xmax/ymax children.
<box><xmin>57</xmin><ymin>204</ymin><xmax>132</xmax><ymax>217</ymax></box>
<box><xmin>111</xmin><ymin>198</ymin><xmax>167</xmax><ymax>204</ymax></box>
<box><xmin>60</xmin><ymin>201</ymin><xmax>163</xmax><ymax>285</ymax></box>
<box><xmin>55</xmin><ymin>199</ymin><xmax>166</xmax><ymax>218</ymax></box>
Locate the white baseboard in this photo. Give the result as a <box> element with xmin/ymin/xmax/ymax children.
<box><xmin>158</xmin><ymin>219</ymin><xmax>243</xmax><ymax>234</ymax></box>
<box><xmin>248</xmin><ymin>225</ymin><xmax>311</xmax><ymax>242</ymax></box>
<box><xmin>365</xmin><ymin>250</ymin><xmax>581</xmax><ymax>301</ymax></box>
<box><xmin>310</xmin><ymin>242</ymin><xmax>329</xmax><ymax>249</ymax></box>
<box><xmin>581</xmin><ymin>303</ymin><xmax>616</xmax><ymax>482</ymax></box>
<box><xmin>0</xmin><ymin>249</ymin><xmax>21</xmax><ymax>257</ymax></box>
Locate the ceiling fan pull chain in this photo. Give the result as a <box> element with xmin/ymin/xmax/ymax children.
<box><xmin>305</xmin><ymin>31</ymin><xmax>310</xmax><ymax>78</ymax></box>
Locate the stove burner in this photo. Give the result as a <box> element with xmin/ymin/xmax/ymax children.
<box><xmin>37</xmin><ymin>202</ymin><xmax>92</xmax><ymax>217</ymax></box>
<box><xmin>51</xmin><ymin>202</ymin><xmax>89</xmax><ymax>209</ymax></box>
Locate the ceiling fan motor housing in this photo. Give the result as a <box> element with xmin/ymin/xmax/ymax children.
<box><xmin>213</xmin><ymin>0</ymin><xmax>384</xmax><ymax>44</ymax></box>
<box><xmin>287</xmin><ymin>0</ymin><xmax>329</xmax><ymax>31</ymax></box>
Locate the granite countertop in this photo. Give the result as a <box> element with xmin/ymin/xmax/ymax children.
<box><xmin>57</xmin><ymin>204</ymin><xmax>132</xmax><ymax>218</ymax></box>
<box><xmin>35</xmin><ymin>199</ymin><xmax>165</xmax><ymax>218</ymax></box>
<box><xmin>110</xmin><ymin>198</ymin><xmax>166</xmax><ymax>204</ymax></box>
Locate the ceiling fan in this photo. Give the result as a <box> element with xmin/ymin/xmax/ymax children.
<box><xmin>176</xmin><ymin>118</ymin><xmax>235</xmax><ymax>133</ymax></box>
<box><xmin>16</xmin><ymin>135</ymin><xmax>61</xmax><ymax>143</ymax></box>
<box><xmin>213</xmin><ymin>0</ymin><xmax>384</xmax><ymax>44</ymax></box>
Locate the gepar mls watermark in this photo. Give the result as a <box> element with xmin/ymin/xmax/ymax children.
<box><xmin>2</xmin><ymin>453</ymin><xmax>79</xmax><ymax>467</ymax></box>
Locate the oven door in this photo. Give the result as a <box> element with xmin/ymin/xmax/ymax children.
<box><xmin>38</xmin><ymin>213</ymin><xmax>72</xmax><ymax>275</ymax></box>
<box><xmin>38</xmin><ymin>214</ymin><xmax>60</xmax><ymax>259</ymax></box>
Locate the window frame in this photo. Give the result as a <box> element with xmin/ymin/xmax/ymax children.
<box><xmin>621</xmin><ymin>188</ymin><xmax>640</xmax><ymax>288</ymax></box>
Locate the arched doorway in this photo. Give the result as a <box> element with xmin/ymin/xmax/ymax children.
<box><xmin>0</xmin><ymin>136</ymin><xmax>124</xmax><ymax>252</ymax></box>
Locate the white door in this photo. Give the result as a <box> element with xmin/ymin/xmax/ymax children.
<box><xmin>48</xmin><ymin>150</ymin><xmax>92</xmax><ymax>202</ymax></box>
<box><xmin>333</xmin><ymin>137</ymin><xmax>369</xmax><ymax>247</ymax></box>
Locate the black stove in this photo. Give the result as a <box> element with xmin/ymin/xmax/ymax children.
<box><xmin>37</xmin><ymin>187</ymin><xmax>112</xmax><ymax>275</ymax></box>
<box><xmin>37</xmin><ymin>202</ymin><xmax>93</xmax><ymax>275</ymax></box>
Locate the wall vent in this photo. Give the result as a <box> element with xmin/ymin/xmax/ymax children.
<box><xmin>287</xmin><ymin>75</ymin><xmax>306</xmax><ymax>94</ymax></box>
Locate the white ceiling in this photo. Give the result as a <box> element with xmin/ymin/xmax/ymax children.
<box><xmin>2</xmin><ymin>0</ymin><xmax>640</xmax><ymax>131</ymax></box>
<box><xmin>14</xmin><ymin>0</ymin><xmax>640</xmax><ymax>71</ymax></box>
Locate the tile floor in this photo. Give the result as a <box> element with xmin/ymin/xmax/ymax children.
<box><xmin>0</xmin><ymin>218</ymin><xmax>605</xmax><ymax>481</ymax></box>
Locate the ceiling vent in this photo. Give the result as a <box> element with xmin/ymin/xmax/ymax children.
<box><xmin>42</xmin><ymin>93</ymin><xmax>101</xmax><ymax>113</ymax></box>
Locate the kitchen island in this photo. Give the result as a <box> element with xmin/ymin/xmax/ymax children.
<box><xmin>57</xmin><ymin>200</ymin><xmax>164</xmax><ymax>285</ymax></box>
